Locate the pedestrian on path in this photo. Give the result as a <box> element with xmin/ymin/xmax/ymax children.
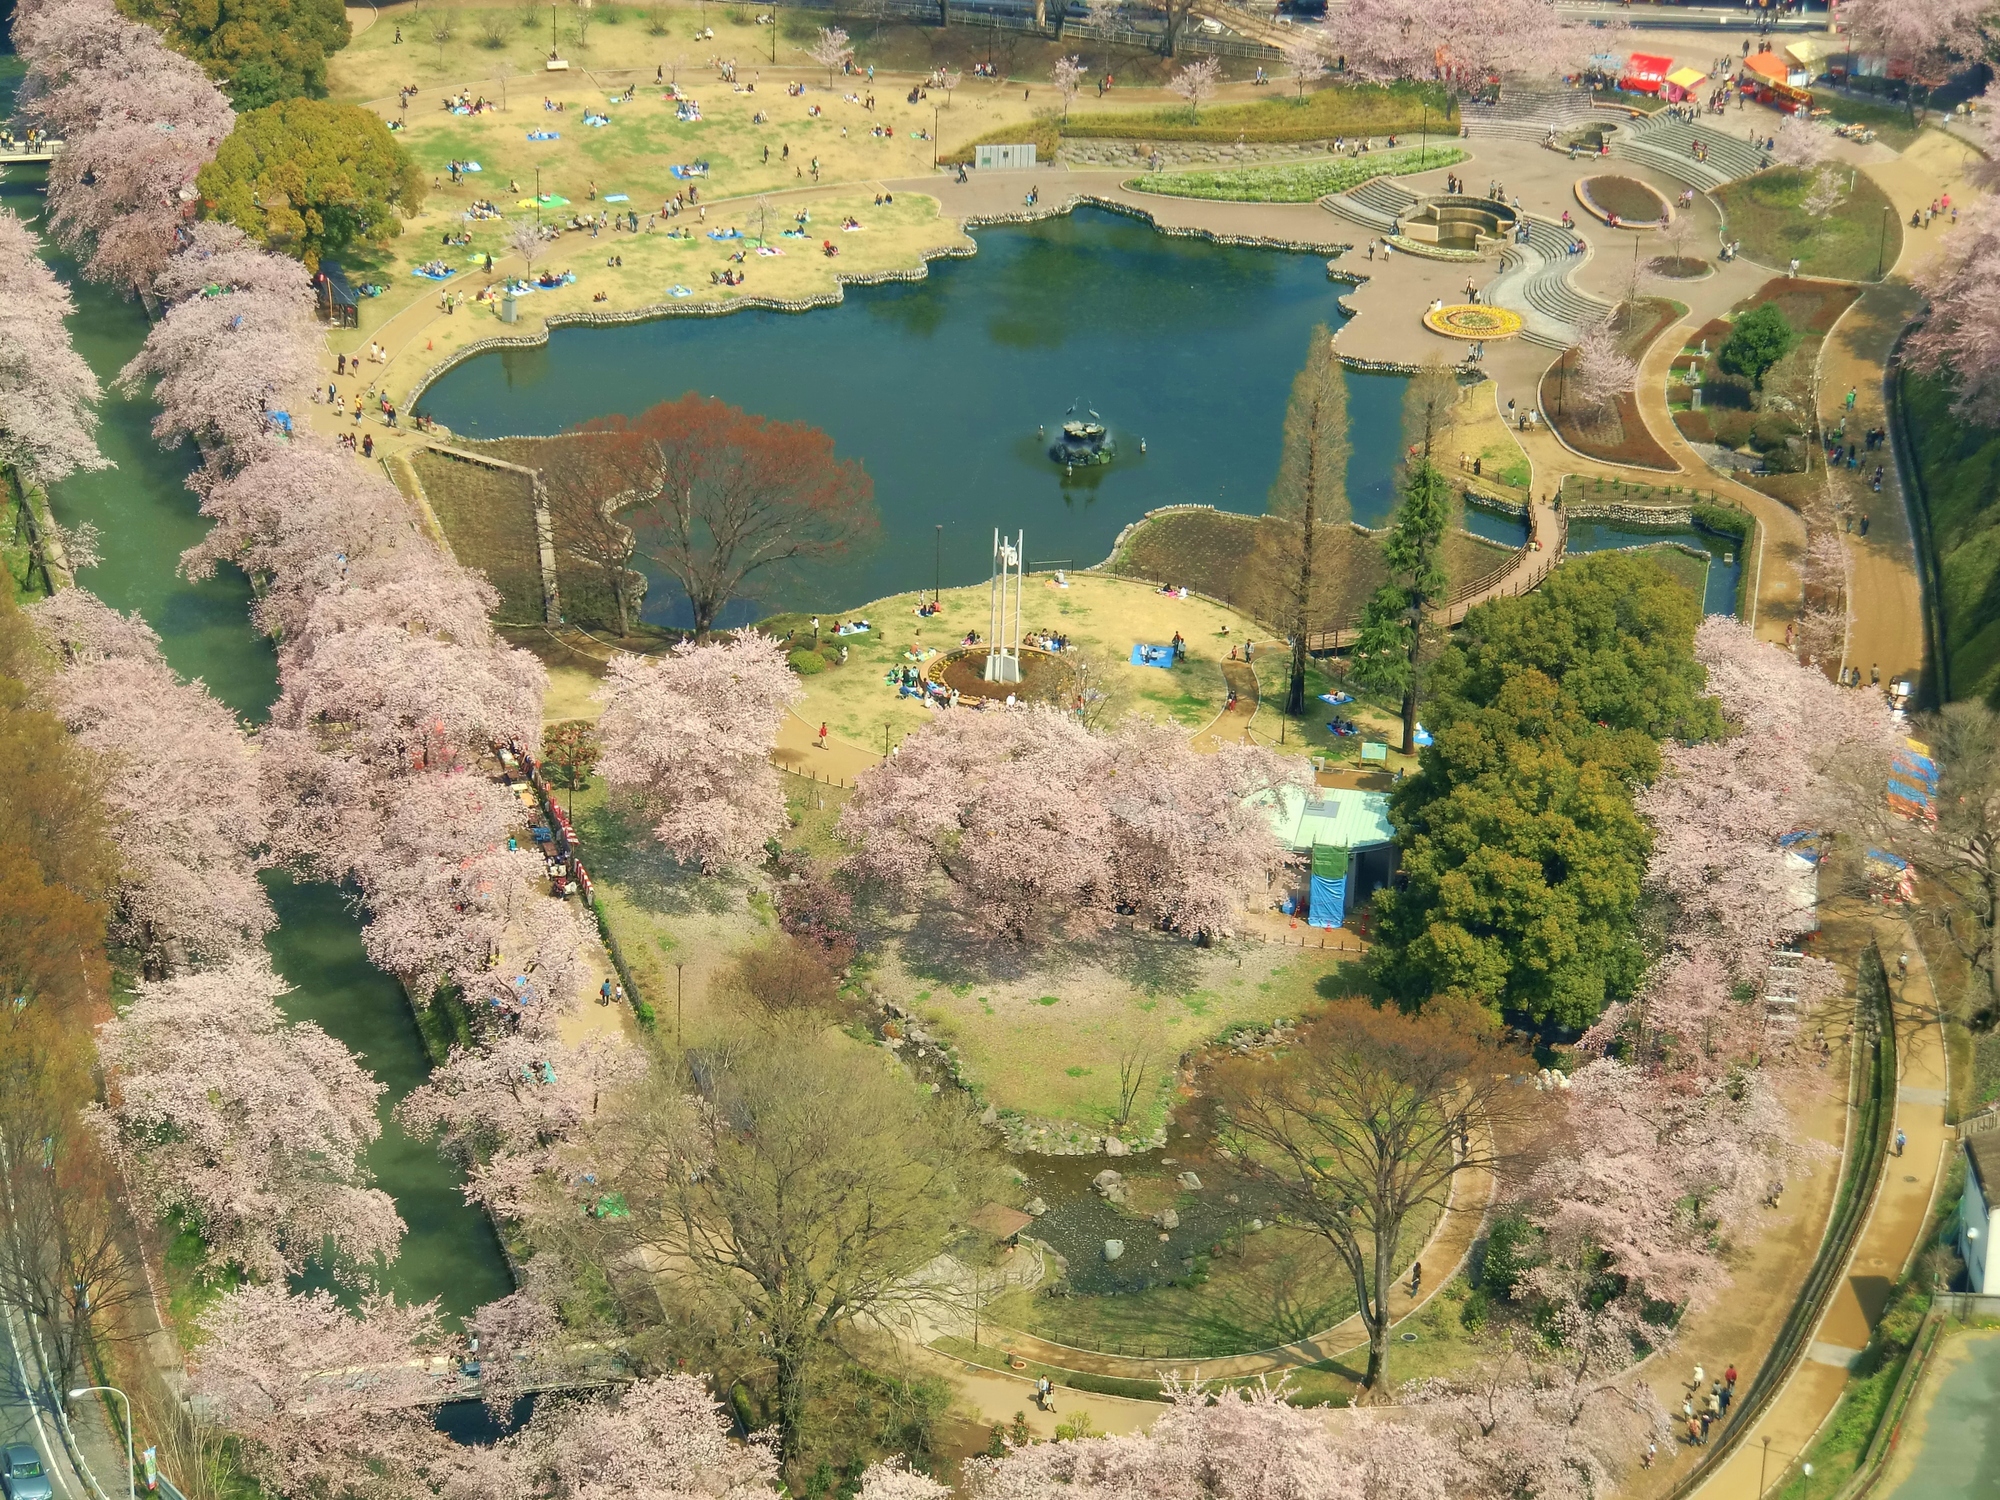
<box><xmin>1410</xmin><ymin>1261</ymin><xmax>1422</xmax><ymax>1296</ymax></box>
<box><xmin>1725</xmin><ymin>1363</ymin><xmax>1737</xmax><ymax>1390</ymax></box>
<box><xmin>599</xmin><ymin>976</ymin><xmax>613</xmax><ymax>1005</ymax></box>
<box><xmin>817</xmin><ymin>721</ymin><xmax>829</xmax><ymax>748</ymax></box>
<box><xmin>1895</xmin><ymin>1127</ymin><xmax>1907</xmax><ymax>1156</ymax></box>
<box><xmin>1691</xmin><ymin>1363</ymin><xmax>1705</xmax><ymax>1392</ymax></box>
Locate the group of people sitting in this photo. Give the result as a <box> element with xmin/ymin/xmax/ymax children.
<box><xmin>442</xmin><ymin>90</ymin><xmax>495</xmax><ymax>114</ymax></box>
<box><xmin>709</xmin><ymin>267</ymin><xmax>746</xmax><ymax>285</ymax></box>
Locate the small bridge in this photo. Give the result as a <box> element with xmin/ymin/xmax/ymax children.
<box><xmin>0</xmin><ymin>140</ymin><xmax>65</xmax><ymax>165</ymax></box>
<box><xmin>1304</xmin><ymin>503</ymin><xmax>1565</xmax><ymax>654</ymax></box>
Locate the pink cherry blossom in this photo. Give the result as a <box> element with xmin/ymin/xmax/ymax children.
<box><xmin>0</xmin><ymin>208</ymin><xmax>107</xmax><ymax>486</ymax></box>
<box><xmin>1328</xmin><ymin>0</ymin><xmax>1569</xmax><ymax>90</ymax></box>
<box><xmin>92</xmin><ymin>955</ymin><xmax>404</xmax><ymax>1280</ymax></box>
<box><xmin>513</xmin><ymin>1374</ymin><xmax>780</xmax><ymax>1500</ymax></box>
<box><xmin>27</xmin><ymin>590</ymin><xmax>273</xmax><ymax>972</ymax></box>
<box><xmin>594</xmin><ymin>631</ymin><xmax>802</xmax><ymax>871</ymax></box>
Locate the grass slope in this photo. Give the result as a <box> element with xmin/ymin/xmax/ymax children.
<box><xmin>1713</xmin><ymin>166</ymin><xmax>1902</xmax><ymax>283</ymax></box>
<box><xmin>1898</xmin><ymin>369</ymin><xmax>2000</xmax><ymax>703</ymax></box>
<box><xmin>1132</xmin><ymin>145</ymin><xmax>1466</xmax><ymax>203</ymax></box>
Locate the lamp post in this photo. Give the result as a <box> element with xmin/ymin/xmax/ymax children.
<box><xmin>1877</xmin><ymin>204</ymin><xmax>1890</xmax><ymax>280</ymax></box>
<box><xmin>934</xmin><ymin>524</ymin><xmax>942</xmax><ymax>603</ymax></box>
<box><xmin>675</xmin><ymin>962</ymin><xmax>685</xmax><ymax>1051</ymax></box>
<box><xmin>1420</xmin><ymin>101</ymin><xmax>1428</xmax><ymax>168</ymax></box>
<box><xmin>69</xmin><ymin>1387</ymin><xmax>133</xmax><ymax>1500</ymax></box>
<box><xmin>933</xmin><ymin>104</ymin><xmax>940</xmax><ymax>169</ymax></box>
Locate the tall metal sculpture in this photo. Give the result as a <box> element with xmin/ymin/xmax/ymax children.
<box><xmin>984</xmin><ymin>528</ymin><xmax>1024</xmax><ymax>684</ymax></box>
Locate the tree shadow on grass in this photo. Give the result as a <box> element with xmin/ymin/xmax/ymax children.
<box><xmin>887</xmin><ymin>899</ymin><xmax>1213</xmax><ymax>995</ymax></box>
<box><xmin>576</xmin><ymin>801</ymin><xmax>743</xmax><ymax>919</ymax></box>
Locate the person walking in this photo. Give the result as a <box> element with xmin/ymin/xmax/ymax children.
<box><xmin>1410</xmin><ymin>1261</ymin><xmax>1422</xmax><ymax>1296</ymax></box>
<box><xmin>599</xmin><ymin>976</ymin><xmax>613</xmax><ymax>1005</ymax></box>
<box><xmin>817</xmin><ymin>721</ymin><xmax>829</xmax><ymax>749</ymax></box>
<box><xmin>1895</xmin><ymin>1127</ymin><xmax>1907</xmax><ymax>1157</ymax></box>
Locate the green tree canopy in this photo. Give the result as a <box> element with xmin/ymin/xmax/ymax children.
<box><xmin>1369</xmin><ymin>553</ymin><xmax>1719</xmax><ymax>1030</ymax></box>
<box><xmin>1718</xmin><ymin>303</ymin><xmax>1797</xmax><ymax>388</ymax></box>
<box><xmin>121</xmin><ymin>0</ymin><xmax>349</xmax><ymax>107</ymax></box>
<box><xmin>197</xmin><ymin>99</ymin><xmax>424</xmax><ymax>270</ymax></box>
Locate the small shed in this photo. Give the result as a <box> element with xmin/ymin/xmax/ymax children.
<box><xmin>1621</xmin><ymin>53</ymin><xmax>1672</xmax><ymax>94</ymax></box>
<box><xmin>968</xmin><ymin>1203</ymin><xmax>1034</xmax><ymax>1246</ymax></box>
<box><xmin>1265</xmin><ymin>785</ymin><xmax>1397</xmax><ymax>928</ymax></box>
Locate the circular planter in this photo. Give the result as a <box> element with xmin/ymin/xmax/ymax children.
<box><xmin>926</xmin><ymin>645</ymin><xmax>1066</xmax><ymax>703</ymax></box>
<box><xmin>1422</xmin><ymin>304</ymin><xmax>1524</xmax><ymax>341</ymax></box>
<box><xmin>1575</xmin><ymin>174</ymin><xmax>1674</xmax><ymax>230</ymax></box>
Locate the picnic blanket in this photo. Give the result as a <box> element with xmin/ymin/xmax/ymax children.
<box><xmin>670</xmin><ymin>163</ymin><xmax>708</xmax><ymax>179</ymax></box>
<box><xmin>666</xmin><ymin>285</ymin><xmax>693</xmax><ymax>297</ymax></box>
<box><xmin>527</xmin><ymin>130</ymin><xmax>560</xmax><ymax>141</ymax></box>
<box><xmin>1130</xmin><ymin>643</ymin><xmax>1176</xmax><ymax>670</ymax></box>
<box><xmin>411</xmin><ymin>266</ymin><xmax>454</xmax><ymax>281</ymax></box>
<box><xmin>603</xmin><ymin>193</ymin><xmax>630</xmax><ymax>202</ymax></box>
<box><xmin>781</xmin><ymin>228</ymin><xmax>807</xmax><ymax>239</ymax></box>
<box><xmin>448</xmin><ymin>160</ymin><xmax>483</xmax><ymax>171</ymax></box>
<box><xmin>707</xmin><ymin>228</ymin><xmax>742</xmax><ymax>241</ymax></box>
<box><xmin>583</xmin><ymin>113</ymin><xmax>611</xmax><ymax>127</ymax></box>
<box><xmin>1318</xmin><ymin>691</ymin><xmax>1354</xmax><ymax>706</ymax></box>
<box><xmin>755</xmin><ymin>246</ymin><xmax>783</xmax><ymax>256</ymax></box>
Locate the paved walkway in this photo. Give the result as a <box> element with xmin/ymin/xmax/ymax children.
<box><xmin>1680</xmin><ymin>916</ymin><xmax>1949</xmax><ymax>1500</ymax></box>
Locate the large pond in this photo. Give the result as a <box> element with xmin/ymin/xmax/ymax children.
<box><xmin>423</xmin><ymin>204</ymin><xmax>1736</xmax><ymax>623</ymax></box>
<box><xmin>422</xmin><ymin>206</ymin><xmax>1410</xmax><ymax>625</ymax></box>
<box><xmin>2</xmin><ymin>125</ymin><xmax>513</xmax><ymax>1319</ymax></box>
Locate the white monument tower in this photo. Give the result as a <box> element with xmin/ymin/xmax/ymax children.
<box><xmin>984</xmin><ymin>528</ymin><xmax>1024</xmax><ymax>684</ymax></box>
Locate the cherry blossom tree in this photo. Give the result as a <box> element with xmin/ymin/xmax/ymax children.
<box><xmin>1329</xmin><ymin>0</ymin><xmax>1567</xmax><ymax>93</ymax></box>
<box><xmin>1168</xmin><ymin>56</ymin><xmax>1222</xmax><ymax>123</ymax></box>
<box><xmin>91</xmin><ymin>955</ymin><xmax>404</xmax><ymax>1280</ymax></box>
<box><xmin>189</xmin><ymin>1284</ymin><xmax>455</xmax><ymax>1498</ymax></box>
<box><xmin>807</xmin><ymin>26</ymin><xmax>853</xmax><ymax>86</ymax></box>
<box><xmin>1801</xmin><ymin>164</ymin><xmax>1849</xmax><ymax>220</ymax></box>
<box><xmin>116</xmin><ymin>229</ymin><xmax>320</xmax><ymax>458</ymax></box>
<box><xmin>961</xmin><ymin>1378</ymin><xmax>1368</xmax><ymax>1498</ymax></box>
<box><xmin>1282</xmin><ymin>33</ymin><xmax>1331</xmax><ymax>102</ymax></box>
<box><xmin>1102</xmin><ymin>719</ymin><xmax>1305</xmax><ymax>937</ymax></box>
<box><xmin>511</xmin><ymin>1375</ymin><xmax>780</xmax><ymax>1500</ymax></box>
<box><xmin>398</xmin><ymin>1032</ymin><xmax>644</xmax><ymax>1216</ymax></box>
<box><xmin>1569</xmin><ymin>320</ymin><xmax>1637</xmax><ymax>425</ymax></box>
<box><xmin>506</xmin><ymin>216</ymin><xmax>544</xmax><ymax>275</ymax></box>
<box><xmin>1050</xmin><ymin>55</ymin><xmax>1086</xmax><ymax>123</ymax></box>
<box><xmin>1909</xmin><ymin>194</ymin><xmax>2000</xmax><ymax>422</ymax></box>
<box><xmin>840</xmin><ymin>705</ymin><xmax>1116</xmax><ymax>942</ymax></box>
<box><xmin>594</xmin><ymin>632</ymin><xmax>801</xmax><ymax>871</ymax></box>
<box><xmin>14</xmin><ymin>0</ymin><xmax>235</xmax><ymax>289</ymax></box>
<box><xmin>1771</xmin><ymin>113</ymin><xmax>1832</xmax><ymax>168</ymax></box>
<box><xmin>28</xmin><ymin>590</ymin><xmax>273</xmax><ymax>974</ymax></box>
<box><xmin>1838</xmin><ymin>0</ymin><xmax>1991</xmax><ymax>114</ymax></box>
<box><xmin>0</xmin><ymin>210</ymin><xmax>107</xmax><ymax>487</ymax></box>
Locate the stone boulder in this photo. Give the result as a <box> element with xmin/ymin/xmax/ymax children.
<box><xmin>1177</xmin><ymin>1171</ymin><xmax>1203</xmax><ymax>1191</ymax></box>
<box><xmin>1156</xmin><ymin>1208</ymin><xmax>1180</xmax><ymax>1230</ymax></box>
<box><xmin>1104</xmin><ymin>1136</ymin><xmax>1129</xmax><ymax>1157</ymax></box>
<box><xmin>1024</xmin><ymin>1197</ymin><xmax>1048</xmax><ymax>1217</ymax></box>
<box><xmin>1103</xmin><ymin>1240</ymin><xmax>1125</xmax><ymax>1262</ymax></box>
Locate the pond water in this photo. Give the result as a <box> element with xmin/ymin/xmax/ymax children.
<box><xmin>421</xmin><ymin>206</ymin><xmax>1407</xmax><ymax>626</ymax></box>
<box><xmin>2</xmin><ymin>146</ymin><xmax>514</xmax><ymax>1320</ymax></box>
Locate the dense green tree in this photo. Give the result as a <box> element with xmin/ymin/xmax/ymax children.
<box><xmin>1719</xmin><ymin>303</ymin><xmax>1798</xmax><ymax>389</ymax></box>
<box><xmin>120</xmin><ymin>0</ymin><xmax>350</xmax><ymax>107</ymax></box>
<box><xmin>1348</xmin><ymin>362</ymin><xmax>1458</xmax><ymax>753</ymax></box>
<box><xmin>1266</xmin><ymin>323</ymin><xmax>1350</xmax><ymax>718</ymax></box>
<box><xmin>196</xmin><ymin>99</ymin><xmax>424</xmax><ymax>270</ymax></box>
<box><xmin>1369</xmin><ymin>553</ymin><xmax>1719</xmax><ymax>1029</ymax></box>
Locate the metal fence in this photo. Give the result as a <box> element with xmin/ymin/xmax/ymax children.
<box><xmin>765</xmin><ymin>0</ymin><xmax>1283</xmax><ymax>60</ymax></box>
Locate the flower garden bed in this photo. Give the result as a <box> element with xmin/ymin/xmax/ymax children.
<box><xmin>1539</xmin><ymin>297</ymin><xmax>1683</xmax><ymax>471</ymax></box>
<box><xmin>1575</xmin><ymin>174</ymin><xmax>1673</xmax><ymax>229</ymax></box>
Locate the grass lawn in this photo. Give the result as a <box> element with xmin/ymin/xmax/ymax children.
<box><xmin>1896</xmin><ymin>368</ymin><xmax>2000</xmax><ymax>704</ymax></box>
<box><xmin>879</xmin><ymin>935</ymin><xmax>1353</xmax><ymax>1131</ymax></box>
<box><xmin>408</xmin><ymin>447</ymin><xmax>544</xmax><ymax>621</ymax></box>
<box><xmin>1713</xmin><ymin>166</ymin><xmax>1902</xmax><ymax>282</ymax></box>
<box><xmin>1131</xmin><ymin>145</ymin><xmax>1467</xmax><ymax>204</ymax></box>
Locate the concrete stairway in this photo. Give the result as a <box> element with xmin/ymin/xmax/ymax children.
<box><xmin>1320</xmin><ymin>174</ymin><xmax>1423</xmax><ymax>233</ymax></box>
<box><xmin>1612</xmin><ymin>111</ymin><xmax>1770</xmax><ymax>191</ymax></box>
<box><xmin>1482</xmin><ymin>217</ymin><xmax>1615</xmax><ymax>349</ymax></box>
<box><xmin>1463</xmin><ymin>85</ymin><xmax>1599</xmax><ymax>141</ymax></box>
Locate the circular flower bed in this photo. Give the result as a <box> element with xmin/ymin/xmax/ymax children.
<box><xmin>930</xmin><ymin>645</ymin><xmax>1066</xmax><ymax>702</ymax></box>
<box><xmin>1575</xmin><ymin>174</ymin><xmax>1674</xmax><ymax>229</ymax></box>
<box><xmin>1422</xmin><ymin>303</ymin><xmax>1524</xmax><ymax>341</ymax></box>
<box><xmin>1649</xmin><ymin>254</ymin><xmax>1712</xmax><ymax>280</ymax></box>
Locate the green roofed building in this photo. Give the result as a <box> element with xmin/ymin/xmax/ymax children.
<box><xmin>1260</xmin><ymin>785</ymin><xmax>1397</xmax><ymax>929</ymax></box>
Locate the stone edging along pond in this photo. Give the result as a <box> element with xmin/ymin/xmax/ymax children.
<box><xmin>402</xmin><ymin>193</ymin><xmax>1359</xmax><ymax>407</ymax></box>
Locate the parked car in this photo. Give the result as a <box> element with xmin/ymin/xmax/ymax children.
<box><xmin>0</xmin><ymin>1444</ymin><xmax>52</xmax><ymax>1500</ymax></box>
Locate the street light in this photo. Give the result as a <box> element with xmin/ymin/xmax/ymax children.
<box><xmin>1877</xmin><ymin>204</ymin><xmax>1891</xmax><ymax>280</ymax></box>
<box><xmin>933</xmin><ymin>103</ymin><xmax>940</xmax><ymax>170</ymax></box>
<box><xmin>68</xmin><ymin>1387</ymin><xmax>133</xmax><ymax>1500</ymax></box>
<box><xmin>934</xmin><ymin>524</ymin><xmax>942</xmax><ymax>603</ymax></box>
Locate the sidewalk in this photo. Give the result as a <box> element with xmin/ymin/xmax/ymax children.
<box><xmin>1684</xmin><ymin>918</ymin><xmax>1948</xmax><ymax>1499</ymax></box>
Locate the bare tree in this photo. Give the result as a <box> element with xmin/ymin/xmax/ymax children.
<box><xmin>507</xmin><ymin>217</ymin><xmax>544</xmax><ymax>275</ymax></box>
<box><xmin>538</xmin><ymin>432</ymin><xmax>643</xmax><ymax>633</ymax></box>
<box><xmin>1282</xmin><ymin>33</ymin><xmax>1329</xmax><ymax>101</ymax></box>
<box><xmin>597</xmin><ymin>1030</ymin><xmax>995</xmax><ymax>1474</ymax></box>
<box><xmin>1214</xmin><ymin>1000</ymin><xmax>1526</xmax><ymax>1399</ymax></box>
<box><xmin>1114</xmin><ymin>1025</ymin><xmax>1168</xmax><ymax>1128</ymax></box>
<box><xmin>496</xmin><ymin>59</ymin><xmax>516</xmax><ymax>110</ymax></box>
<box><xmin>429</xmin><ymin>15</ymin><xmax>455</xmax><ymax>66</ymax></box>
<box><xmin>941</xmin><ymin>68</ymin><xmax>963</xmax><ymax>105</ymax></box>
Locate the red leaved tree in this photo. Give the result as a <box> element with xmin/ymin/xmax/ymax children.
<box><xmin>581</xmin><ymin>395</ymin><xmax>876</xmax><ymax>635</ymax></box>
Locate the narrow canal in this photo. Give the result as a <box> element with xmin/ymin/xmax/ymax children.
<box><xmin>1</xmin><ymin>65</ymin><xmax>513</xmax><ymax>1315</ymax></box>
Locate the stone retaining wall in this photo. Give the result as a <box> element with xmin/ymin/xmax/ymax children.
<box><xmin>1060</xmin><ymin>139</ymin><xmax>1350</xmax><ymax>169</ymax></box>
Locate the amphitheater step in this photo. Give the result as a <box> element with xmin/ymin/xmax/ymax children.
<box><xmin>1320</xmin><ymin>193</ymin><xmax>1394</xmax><ymax>233</ymax></box>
